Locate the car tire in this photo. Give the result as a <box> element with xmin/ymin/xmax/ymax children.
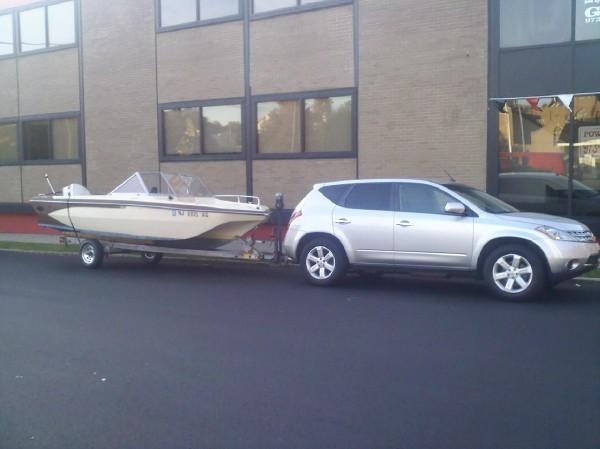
<box><xmin>300</xmin><ymin>237</ymin><xmax>348</xmax><ymax>286</ymax></box>
<box><xmin>141</xmin><ymin>252</ymin><xmax>163</xmax><ymax>265</ymax></box>
<box><xmin>80</xmin><ymin>240</ymin><xmax>104</xmax><ymax>269</ymax></box>
<box><xmin>483</xmin><ymin>244</ymin><xmax>546</xmax><ymax>301</ymax></box>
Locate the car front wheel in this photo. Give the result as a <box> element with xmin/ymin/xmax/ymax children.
<box><xmin>300</xmin><ymin>238</ymin><xmax>348</xmax><ymax>286</ymax></box>
<box><xmin>483</xmin><ymin>245</ymin><xmax>546</xmax><ymax>301</ymax></box>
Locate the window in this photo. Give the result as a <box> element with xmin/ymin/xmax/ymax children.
<box><xmin>256</xmin><ymin>91</ymin><xmax>354</xmax><ymax>155</ymax></box>
<box><xmin>305</xmin><ymin>96</ymin><xmax>352</xmax><ymax>152</ymax></box>
<box><xmin>499</xmin><ymin>0</ymin><xmax>571</xmax><ymax>48</ymax></box>
<box><xmin>160</xmin><ymin>0</ymin><xmax>197</xmax><ymax>27</ymax></box>
<box><xmin>399</xmin><ymin>184</ymin><xmax>455</xmax><ymax>215</ymax></box>
<box><xmin>572</xmin><ymin>95</ymin><xmax>600</xmax><ymax>219</ymax></box>
<box><xmin>253</xmin><ymin>0</ymin><xmax>345</xmax><ymax>14</ymax></box>
<box><xmin>163</xmin><ymin>107</ymin><xmax>200</xmax><ymax>156</ymax></box>
<box><xmin>19</xmin><ymin>7</ymin><xmax>46</xmax><ymax>52</ymax></box>
<box><xmin>22</xmin><ymin>117</ymin><xmax>79</xmax><ymax>161</ymax></box>
<box><xmin>254</xmin><ymin>0</ymin><xmax>296</xmax><ymax>14</ymax></box>
<box><xmin>344</xmin><ymin>183</ymin><xmax>394</xmax><ymax>211</ymax></box>
<box><xmin>200</xmin><ymin>0</ymin><xmax>238</xmax><ymax>20</ymax></box>
<box><xmin>0</xmin><ymin>14</ymin><xmax>14</xmax><ymax>56</ymax></box>
<box><xmin>0</xmin><ymin>123</ymin><xmax>17</xmax><ymax>163</ymax></box>
<box><xmin>48</xmin><ymin>1</ymin><xmax>75</xmax><ymax>47</ymax></box>
<box><xmin>497</xmin><ymin>98</ymin><xmax>570</xmax><ymax>215</ymax></box>
<box><xmin>576</xmin><ymin>0</ymin><xmax>600</xmax><ymax>41</ymax></box>
<box><xmin>203</xmin><ymin>105</ymin><xmax>242</xmax><ymax>154</ymax></box>
<box><xmin>19</xmin><ymin>1</ymin><xmax>75</xmax><ymax>53</ymax></box>
<box><xmin>257</xmin><ymin>101</ymin><xmax>300</xmax><ymax>154</ymax></box>
<box><xmin>319</xmin><ymin>184</ymin><xmax>351</xmax><ymax>205</ymax></box>
<box><xmin>161</xmin><ymin>102</ymin><xmax>242</xmax><ymax>158</ymax></box>
<box><xmin>159</xmin><ymin>0</ymin><xmax>239</xmax><ymax>27</ymax></box>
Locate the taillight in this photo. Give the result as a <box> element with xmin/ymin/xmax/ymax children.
<box><xmin>289</xmin><ymin>209</ymin><xmax>302</xmax><ymax>224</ymax></box>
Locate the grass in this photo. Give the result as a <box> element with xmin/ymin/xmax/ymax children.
<box><xmin>0</xmin><ymin>241</ymin><xmax>78</xmax><ymax>253</ymax></box>
<box><xmin>580</xmin><ymin>268</ymin><xmax>600</xmax><ymax>279</ymax></box>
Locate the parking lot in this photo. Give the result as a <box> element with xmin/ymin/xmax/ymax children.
<box><xmin>1</xmin><ymin>251</ymin><xmax>599</xmax><ymax>449</ymax></box>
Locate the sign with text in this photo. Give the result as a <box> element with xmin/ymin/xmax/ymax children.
<box><xmin>578</xmin><ymin>126</ymin><xmax>600</xmax><ymax>167</ymax></box>
<box><xmin>577</xmin><ymin>0</ymin><xmax>600</xmax><ymax>40</ymax></box>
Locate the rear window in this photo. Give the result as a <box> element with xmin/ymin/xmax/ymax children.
<box><xmin>344</xmin><ymin>183</ymin><xmax>394</xmax><ymax>211</ymax></box>
<box><xmin>319</xmin><ymin>184</ymin><xmax>351</xmax><ymax>206</ymax></box>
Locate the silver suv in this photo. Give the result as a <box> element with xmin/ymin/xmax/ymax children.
<box><xmin>283</xmin><ymin>179</ymin><xmax>599</xmax><ymax>301</ymax></box>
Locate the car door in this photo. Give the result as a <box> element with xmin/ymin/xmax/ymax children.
<box><xmin>332</xmin><ymin>182</ymin><xmax>396</xmax><ymax>265</ymax></box>
<box><xmin>394</xmin><ymin>182</ymin><xmax>474</xmax><ymax>268</ymax></box>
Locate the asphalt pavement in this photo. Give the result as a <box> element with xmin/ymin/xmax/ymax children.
<box><xmin>0</xmin><ymin>251</ymin><xmax>599</xmax><ymax>449</ymax></box>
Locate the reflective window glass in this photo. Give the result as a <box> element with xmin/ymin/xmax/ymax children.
<box><xmin>497</xmin><ymin>98</ymin><xmax>570</xmax><ymax>215</ymax></box>
<box><xmin>48</xmin><ymin>1</ymin><xmax>75</xmax><ymax>47</ymax></box>
<box><xmin>202</xmin><ymin>105</ymin><xmax>242</xmax><ymax>154</ymax></box>
<box><xmin>400</xmin><ymin>184</ymin><xmax>455</xmax><ymax>215</ymax></box>
<box><xmin>305</xmin><ymin>96</ymin><xmax>352</xmax><ymax>152</ymax></box>
<box><xmin>254</xmin><ymin>0</ymin><xmax>296</xmax><ymax>14</ymax></box>
<box><xmin>572</xmin><ymin>95</ymin><xmax>600</xmax><ymax>226</ymax></box>
<box><xmin>19</xmin><ymin>7</ymin><xmax>46</xmax><ymax>52</ymax></box>
<box><xmin>0</xmin><ymin>14</ymin><xmax>14</xmax><ymax>56</ymax></box>
<box><xmin>163</xmin><ymin>108</ymin><xmax>200</xmax><ymax>156</ymax></box>
<box><xmin>52</xmin><ymin>118</ymin><xmax>79</xmax><ymax>160</ymax></box>
<box><xmin>200</xmin><ymin>0</ymin><xmax>238</xmax><ymax>20</ymax></box>
<box><xmin>576</xmin><ymin>0</ymin><xmax>600</xmax><ymax>41</ymax></box>
<box><xmin>500</xmin><ymin>0</ymin><xmax>571</xmax><ymax>48</ymax></box>
<box><xmin>0</xmin><ymin>123</ymin><xmax>17</xmax><ymax>163</ymax></box>
<box><xmin>160</xmin><ymin>0</ymin><xmax>197</xmax><ymax>27</ymax></box>
<box><xmin>257</xmin><ymin>100</ymin><xmax>301</xmax><ymax>153</ymax></box>
<box><xmin>344</xmin><ymin>183</ymin><xmax>394</xmax><ymax>211</ymax></box>
<box><xmin>23</xmin><ymin>120</ymin><xmax>51</xmax><ymax>160</ymax></box>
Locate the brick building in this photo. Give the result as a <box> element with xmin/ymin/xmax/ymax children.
<box><xmin>0</xmin><ymin>0</ymin><xmax>599</xmax><ymax>233</ymax></box>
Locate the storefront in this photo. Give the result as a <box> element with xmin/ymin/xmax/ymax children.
<box><xmin>489</xmin><ymin>0</ymin><xmax>600</xmax><ymax>235</ymax></box>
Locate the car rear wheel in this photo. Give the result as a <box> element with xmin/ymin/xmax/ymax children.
<box><xmin>300</xmin><ymin>238</ymin><xmax>348</xmax><ymax>286</ymax></box>
<box><xmin>483</xmin><ymin>245</ymin><xmax>546</xmax><ymax>301</ymax></box>
<box><xmin>80</xmin><ymin>240</ymin><xmax>104</xmax><ymax>269</ymax></box>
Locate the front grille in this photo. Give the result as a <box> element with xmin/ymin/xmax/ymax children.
<box><xmin>567</xmin><ymin>231</ymin><xmax>596</xmax><ymax>243</ymax></box>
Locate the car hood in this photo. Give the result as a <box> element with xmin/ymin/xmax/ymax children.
<box><xmin>496</xmin><ymin>212</ymin><xmax>587</xmax><ymax>230</ymax></box>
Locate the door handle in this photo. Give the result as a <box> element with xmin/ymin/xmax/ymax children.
<box><xmin>335</xmin><ymin>218</ymin><xmax>351</xmax><ymax>224</ymax></box>
<box><xmin>396</xmin><ymin>220</ymin><xmax>413</xmax><ymax>227</ymax></box>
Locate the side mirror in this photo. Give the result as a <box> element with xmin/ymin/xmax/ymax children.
<box><xmin>444</xmin><ymin>202</ymin><xmax>466</xmax><ymax>215</ymax></box>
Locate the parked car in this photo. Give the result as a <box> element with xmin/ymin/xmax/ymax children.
<box><xmin>283</xmin><ymin>179</ymin><xmax>599</xmax><ymax>301</ymax></box>
<box><xmin>498</xmin><ymin>171</ymin><xmax>600</xmax><ymax>236</ymax></box>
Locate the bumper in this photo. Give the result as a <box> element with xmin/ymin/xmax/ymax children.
<box><xmin>282</xmin><ymin>228</ymin><xmax>305</xmax><ymax>262</ymax></box>
<box><xmin>545</xmin><ymin>240</ymin><xmax>599</xmax><ymax>282</ymax></box>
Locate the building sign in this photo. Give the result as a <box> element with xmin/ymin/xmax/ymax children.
<box><xmin>577</xmin><ymin>0</ymin><xmax>600</xmax><ymax>40</ymax></box>
<box><xmin>578</xmin><ymin>126</ymin><xmax>600</xmax><ymax>167</ymax></box>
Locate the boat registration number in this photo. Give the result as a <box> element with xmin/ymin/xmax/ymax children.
<box><xmin>171</xmin><ymin>209</ymin><xmax>208</xmax><ymax>218</ymax></box>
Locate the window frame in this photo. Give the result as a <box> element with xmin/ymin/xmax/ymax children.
<box><xmin>156</xmin><ymin>0</ymin><xmax>243</xmax><ymax>33</ymax></box>
<box><xmin>252</xmin><ymin>88</ymin><xmax>357</xmax><ymax>160</ymax></box>
<box><xmin>0</xmin><ymin>112</ymin><xmax>81</xmax><ymax>166</ymax></box>
<box><xmin>10</xmin><ymin>0</ymin><xmax>78</xmax><ymax>57</ymax></box>
<box><xmin>158</xmin><ymin>97</ymin><xmax>246</xmax><ymax>162</ymax></box>
<box><xmin>251</xmin><ymin>0</ymin><xmax>353</xmax><ymax>21</ymax></box>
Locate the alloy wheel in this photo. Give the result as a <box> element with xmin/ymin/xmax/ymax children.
<box><xmin>492</xmin><ymin>253</ymin><xmax>533</xmax><ymax>294</ymax></box>
<box><xmin>306</xmin><ymin>246</ymin><xmax>336</xmax><ymax>280</ymax></box>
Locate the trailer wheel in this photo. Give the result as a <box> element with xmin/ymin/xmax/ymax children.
<box><xmin>80</xmin><ymin>240</ymin><xmax>104</xmax><ymax>269</ymax></box>
<box><xmin>141</xmin><ymin>252</ymin><xmax>163</xmax><ymax>265</ymax></box>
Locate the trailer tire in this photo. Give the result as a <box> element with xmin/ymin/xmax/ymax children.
<box><xmin>80</xmin><ymin>240</ymin><xmax>104</xmax><ymax>269</ymax></box>
<box><xmin>141</xmin><ymin>252</ymin><xmax>163</xmax><ymax>265</ymax></box>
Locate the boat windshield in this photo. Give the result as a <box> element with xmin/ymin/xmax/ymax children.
<box><xmin>110</xmin><ymin>172</ymin><xmax>212</xmax><ymax>197</ymax></box>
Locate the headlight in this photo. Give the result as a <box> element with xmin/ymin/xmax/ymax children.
<box><xmin>535</xmin><ymin>226</ymin><xmax>573</xmax><ymax>241</ymax></box>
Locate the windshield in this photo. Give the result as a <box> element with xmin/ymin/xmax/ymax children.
<box><xmin>444</xmin><ymin>184</ymin><xmax>519</xmax><ymax>214</ymax></box>
<box><xmin>110</xmin><ymin>172</ymin><xmax>212</xmax><ymax>197</ymax></box>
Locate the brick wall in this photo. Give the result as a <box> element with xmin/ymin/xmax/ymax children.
<box><xmin>358</xmin><ymin>0</ymin><xmax>488</xmax><ymax>189</ymax></box>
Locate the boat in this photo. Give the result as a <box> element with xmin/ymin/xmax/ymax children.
<box><xmin>30</xmin><ymin>172</ymin><xmax>271</xmax><ymax>253</ymax></box>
